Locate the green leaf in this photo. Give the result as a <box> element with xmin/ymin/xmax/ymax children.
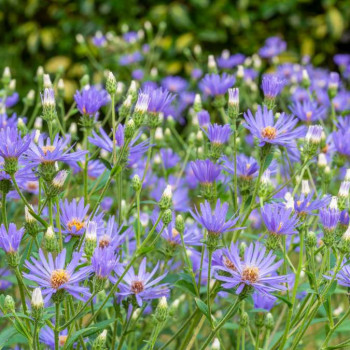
<box><xmin>64</xmin><ymin>319</ymin><xmax>115</xmax><ymax>349</ymax></box>
<box><xmin>174</xmin><ymin>279</ymin><xmax>197</xmax><ymax>297</ymax></box>
<box><xmin>274</xmin><ymin>294</ymin><xmax>292</xmax><ymax>308</ymax></box>
<box><xmin>262</xmin><ymin>151</ymin><xmax>274</xmax><ymax>173</ymax></box>
<box><xmin>99</xmin><ymin>158</ymin><xmax>112</xmax><ymax>170</ymax></box>
<box><xmin>195</xmin><ymin>298</ymin><xmax>210</xmax><ymax>321</ymax></box>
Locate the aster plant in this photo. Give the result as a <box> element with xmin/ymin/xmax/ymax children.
<box><xmin>2</xmin><ymin>27</ymin><xmax>350</xmax><ymax>350</ymax></box>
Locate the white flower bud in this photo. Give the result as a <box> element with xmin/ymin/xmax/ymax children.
<box><xmin>43</xmin><ymin>74</ymin><xmax>52</xmax><ymax>89</ymax></box>
<box><xmin>31</xmin><ymin>288</ymin><xmax>44</xmax><ymax>309</ymax></box>
<box><xmin>301</xmin><ymin>180</ymin><xmax>310</xmax><ymax>195</ymax></box>
<box><xmin>329</xmin><ymin>196</ymin><xmax>338</xmax><ymax>210</ymax></box>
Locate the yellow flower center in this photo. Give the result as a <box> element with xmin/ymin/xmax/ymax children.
<box><xmin>26</xmin><ymin>181</ymin><xmax>38</xmax><ymax>191</ymax></box>
<box><xmin>41</xmin><ymin>145</ymin><xmax>56</xmax><ymax>155</ymax></box>
<box><xmin>306</xmin><ymin>111</ymin><xmax>313</xmax><ymax>121</ymax></box>
<box><xmin>242</xmin><ymin>266</ymin><xmax>259</xmax><ymax>283</ymax></box>
<box><xmin>50</xmin><ymin>269</ymin><xmax>69</xmax><ymax>289</ymax></box>
<box><xmin>172</xmin><ymin>228</ymin><xmax>180</xmax><ymax>239</ymax></box>
<box><xmin>67</xmin><ymin>218</ymin><xmax>85</xmax><ymax>233</ymax></box>
<box><xmin>261</xmin><ymin>126</ymin><xmax>277</xmax><ymax>140</ymax></box>
<box><xmin>131</xmin><ymin>280</ymin><xmax>144</xmax><ymax>294</ymax></box>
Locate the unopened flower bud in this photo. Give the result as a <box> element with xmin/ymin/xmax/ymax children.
<box><xmin>328</xmin><ymin>72</ymin><xmax>339</xmax><ymax>99</ymax></box>
<box><xmin>132</xmin><ymin>174</ymin><xmax>142</xmax><ymax>192</ymax></box>
<box><xmin>44</xmin><ymin>226</ymin><xmax>58</xmax><ymax>252</ymax></box>
<box><xmin>155</xmin><ymin>297</ymin><xmax>168</xmax><ymax>323</ymax></box>
<box><xmin>228</xmin><ymin>88</ymin><xmax>239</xmax><ymax>120</ymax></box>
<box><xmin>211</xmin><ymin>338</ymin><xmax>220</xmax><ymax>350</ymax></box>
<box><xmin>159</xmin><ymin>185</ymin><xmax>172</xmax><ymax>210</ymax></box>
<box><xmin>31</xmin><ymin>288</ymin><xmax>44</xmax><ymax>320</ymax></box>
<box><xmin>208</xmin><ymin>55</ymin><xmax>218</xmax><ymax>74</ymax></box>
<box><xmin>265</xmin><ymin>313</ymin><xmax>274</xmax><ymax>330</ymax></box>
<box><xmin>301</xmin><ymin>180</ymin><xmax>310</xmax><ymax>195</ymax></box>
<box><xmin>92</xmin><ymin>329</ymin><xmax>107</xmax><ymax>350</ymax></box>
<box><xmin>175</xmin><ymin>215</ymin><xmax>185</xmax><ymax>234</ymax></box>
<box><xmin>106</xmin><ymin>71</ymin><xmax>117</xmax><ymax>95</ymax></box>
<box><xmin>302</xmin><ymin>69</ymin><xmax>310</xmax><ymax>88</ymax></box>
<box><xmin>239</xmin><ymin>311</ymin><xmax>249</xmax><ymax>328</ymax></box>
<box><xmin>162</xmin><ymin>209</ymin><xmax>173</xmax><ymax>226</ymax></box>
<box><xmin>305</xmin><ymin>231</ymin><xmax>317</xmax><ymax>248</ymax></box>
<box><xmin>43</xmin><ymin>74</ymin><xmax>52</xmax><ymax>89</ymax></box>
<box><xmin>193</xmin><ymin>94</ymin><xmax>202</xmax><ymax>113</ymax></box>
<box><xmin>318</xmin><ymin>153</ymin><xmax>327</xmax><ymax>169</ymax></box>
<box><xmin>4</xmin><ymin>295</ymin><xmax>15</xmax><ymax>313</ymax></box>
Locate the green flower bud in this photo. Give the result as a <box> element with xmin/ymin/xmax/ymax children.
<box><xmin>31</xmin><ymin>288</ymin><xmax>44</xmax><ymax>320</ymax></box>
<box><xmin>44</xmin><ymin>226</ymin><xmax>58</xmax><ymax>252</ymax></box>
<box><xmin>132</xmin><ymin>175</ymin><xmax>142</xmax><ymax>192</ymax></box>
<box><xmin>265</xmin><ymin>312</ymin><xmax>274</xmax><ymax>330</ymax></box>
<box><xmin>159</xmin><ymin>185</ymin><xmax>172</xmax><ymax>210</ymax></box>
<box><xmin>125</xmin><ymin>119</ymin><xmax>135</xmax><ymax>140</ymax></box>
<box><xmin>305</xmin><ymin>231</ymin><xmax>317</xmax><ymax>248</ymax></box>
<box><xmin>239</xmin><ymin>311</ymin><xmax>249</xmax><ymax>328</ymax></box>
<box><xmin>155</xmin><ymin>297</ymin><xmax>168</xmax><ymax>323</ymax></box>
<box><xmin>106</xmin><ymin>71</ymin><xmax>117</xmax><ymax>95</ymax></box>
<box><xmin>4</xmin><ymin>295</ymin><xmax>15</xmax><ymax>313</ymax></box>
<box><xmin>162</xmin><ymin>209</ymin><xmax>173</xmax><ymax>226</ymax></box>
<box><xmin>92</xmin><ymin>330</ymin><xmax>108</xmax><ymax>350</ymax></box>
<box><xmin>175</xmin><ymin>215</ymin><xmax>185</xmax><ymax>234</ymax></box>
<box><xmin>4</xmin><ymin>157</ymin><xmax>18</xmax><ymax>176</ymax></box>
<box><xmin>80</xmin><ymin>74</ymin><xmax>90</xmax><ymax>88</ymax></box>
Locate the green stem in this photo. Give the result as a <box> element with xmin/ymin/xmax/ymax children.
<box><xmin>55</xmin><ymin>198</ymin><xmax>63</xmax><ymax>251</ymax></box>
<box><xmin>10</xmin><ymin>174</ymin><xmax>48</xmax><ymax>228</ymax></box>
<box><xmin>55</xmin><ymin>303</ymin><xmax>60</xmax><ymax>350</ymax></box>
<box><xmin>116</xmin><ymin>307</ymin><xmax>134</xmax><ymax>350</ymax></box>
<box><xmin>207</xmin><ymin>249</ymin><xmax>213</xmax><ymax>327</ymax></box>
<box><xmin>111</xmin><ymin>94</ymin><xmax>117</xmax><ymax>163</ymax></box>
<box><xmin>279</xmin><ymin>228</ymin><xmax>305</xmax><ymax>349</ymax></box>
<box><xmin>15</xmin><ymin>268</ymin><xmax>29</xmax><ymax>316</ymax></box>
<box><xmin>1</xmin><ymin>192</ymin><xmax>8</xmax><ymax>229</ymax></box>
<box><xmin>199</xmin><ymin>295</ymin><xmax>245</xmax><ymax>350</ymax></box>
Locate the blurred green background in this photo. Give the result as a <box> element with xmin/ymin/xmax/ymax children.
<box><xmin>1</xmin><ymin>0</ymin><xmax>349</xmax><ymax>94</ymax></box>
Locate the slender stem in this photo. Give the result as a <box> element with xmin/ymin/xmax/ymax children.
<box><xmin>116</xmin><ymin>307</ymin><xmax>134</xmax><ymax>350</ymax></box>
<box><xmin>55</xmin><ymin>302</ymin><xmax>60</xmax><ymax>350</ymax></box>
<box><xmin>232</xmin><ymin>123</ymin><xmax>238</xmax><ymax>212</ymax></box>
<box><xmin>322</xmin><ymin>307</ymin><xmax>350</xmax><ymax>349</ymax></box>
<box><xmin>255</xmin><ymin>328</ymin><xmax>261</xmax><ymax>350</ymax></box>
<box><xmin>207</xmin><ymin>249</ymin><xmax>213</xmax><ymax>326</ymax></box>
<box><xmin>111</xmin><ymin>94</ymin><xmax>117</xmax><ymax>163</ymax></box>
<box><xmin>199</xmin><ymin>296</ymin><xmax>244</xmax><ymax>350</ymax></box>
<box><xmin>55</xmin><ymin>198</ymin><xmax>63</xmax><ymax>251</ymax></box>
<box><xmin>48</xmin><ymin>198</ymin><xmax>54</xmax><ymax>226</ymax></box>
<box><xmin>10</xmin><ymin>174</ymin><xmax>48</xmax><ymax>228</ymax></box>
<box><xmin>279</xmin><ymin>228</ymin><xmax>305</xmax><ymax>349</ymax></box>
<box><xmin>1</xmin><ymin>193</ymin><xmax>8</xmax><ymax>229</ymax></box>
<box><xmin>15</xmin><ymin>268</ymin><xmax>28</xmax><ymax>316</ymax></box>
<box><xmin>136</xmin><ymin>190</ymin><xmax>141</xmax><ymax>248</ymax></box>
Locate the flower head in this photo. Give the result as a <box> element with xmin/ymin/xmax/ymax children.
<box><xmin>244</xmin><ymin>105</ymin><xmax>305</xmax><ymax>147</ymax></box>
<box><xmin>261</xmin><ymin>74</ymin><xmax>287</xmax><ymax>99</ymax></box>
<box><xmin>261</xmin><ymin>203</ymin><xmax>299</xmax><ymax>236</ymax></box>
<box><xmin>190</xmin><ymin>159</ymin><xmax>221</xmax><ymax>186</ymax></box>
<box><xmin>0</xmin><ymin>223</ymin><xmax>24</xmax><ymax>253</ymax></box>
<box><xmin>215</xmin><ymin>242</ymin><xmax>288</xmax><ymax>295</ymax></box>
<box><xmin>289</xmin><ymin>100</ymin><xmax>326</xmax><ymax>122</ymax></box>
<box><xmin>222</xmin><ymin>154</ymin><xmax>259</xmax><ymax>180</ymax></box>
<box><xmin>0</xmin><ymin>127</ymin><xmax>31</xmax><ymax>159</ymax></box>
<box><xmin>115</xmin><ymin>258</ymin><xmax>170</xmax><ymax>306</ymax></box>
<box><xmin>199</xmin><ymin>73</ymin><xmax>235</xmax><ymax>96</ymax></box>
<box><xmin>24</xmin><ymin>249</ymin><xmax>91</xmax><ymax>302</ymax></box>
<box><xmin>259</xmin><ymin>37</ymin><xmax>286</xmax><ymax>58</ymax></box>
<box><xmin>161</xmin><ymin>76</ymin><xmax>188</xmax><ymax>93</ymax></box>
<box><xmin>191</xmin><ymin>199</ymin><xmax>241</xmax><ymax>236</ymax></box>
<box><xmin>141</xmin><ymin>86</ymin><xmax>175</xmax><ymax>115</ymax></box>
<box><xmin>91</xmin><ymin>246</ymin><xmax>118</xmax><ymax>279</ymax></box>
<box><xmin>204</xmin><ymin>123</ymin><xmax>231</xmax><ymax>145</ymax></box>
<box><xmin>74</xmin><ymin>86</ymin><xmax>110</xmax><ymax>117</ymax></box>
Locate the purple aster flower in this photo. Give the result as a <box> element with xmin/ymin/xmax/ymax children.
<box><xmin>294</xmin><ymin>193</ymin><xmax>331</xmax><ymax>216</ymax></box>
<box><xmin>123</xmin><ymin>31</ymin><xmax>139</xmax><ymax>43</ymax></box>
<box><xmin>151</xmin><ymin>211</ymin><xmax>201</xmax><ymax>247</ymax></box>
<box><xmin>58</xmin><ymin>198</ymin><xmax>104</xmax><ymax>241</ymax></box>
<box><xmin>340</xmin><ymin>210</ymin><xmax>349</xmax><ymax>227</ymax></box>
<box><xmin>203</xmin><ymin>123</ymin><xmax>231</xmax><ymax>145</ymax></box>
<box><xmin>0</xmin><ymin>111</ymin><xmax>17</xmax><ymax>129</ymax></box>
<box><xmin>159</xmin><ymin>149</ymin><xmax>180</xmax><ymax>169</ymax></box>
<box><xmin>199</xmin><ymin>73</ymin><xmax>235</xmax><ymax>96</ymax></box>
<box><xmin>24</xmin><ymin>249</ymin><xmax>91</xmax><ymax>302</ymax></box>
<box><xmin>74</xmin><ymin>86</ymin><xmax>110</xmax><ymax>117</ymax></box>
<box><xmin>190</xmin><ymin>199</ymin><xmax>240</xmax><ymax>236</ymax></box>
<box><xmin>0</xmin><ymin>92</ymin><xmax>19</xmax><ymax>108</ymax></box>
<box><xmin>97</xmin><ymin>216</ymin><xmax>132</xmax><ymax>251</ymax></box>
<box><xmin>191</xmin><ymin>159</ymin><xmax>221</xmax><ymax>186</ymax></box>
<box><xmin>259</xmin><ymin>37</ymin><xmax>287</xmax><ymax>59</ymax></box>
<box><xmin>115</xmin><ymin>258</ymin><xmax>170</xmax><ymax>306</ymax></box>
<box><xmin>161</xmin><ymin>76</ymin><xmax>188</xmax><ymax>93</ymax></box>
<box><xmin>132</xmin><ymin>69</ymin><xmax>144</xmax><ymax>80</ymax></box>
<box><xmin>221</xmin><ymin>154</ymin><xmax>259</xmax><ymax>180</ymax></box>
<box><xmin>191</xmin><ymin>68</ymin><xmax>203</xmax><ymax>80</ymax></box>
<box><xmin>261</xmin><ymin>203</ymin><xmax>299</xmax><ymax>235</ymax></box>
<box><xmin>89</xmin><ymin>126</ymin><xmax>149</xmax><ymax>167</ymax></box>
<box><xmin>92</xmin><ymin>31</ymin><xmax>107</xmax><ymax>47</ymax></box>
<box><xmin>39</xmin><ymin>326</ymin><xmax>68</xmax><ymax>349</ymax></box>
<box><xmin>25</xmin><ymin>134</ymin><xmax>87</xmax><ymax>166</ymax></box>
<box><xmin>289</xmin><ymin>100</ymin><xmax>326</xmax><ymax>123</ymax></box>
<box><xmin>319</xmin><ymin>207</ymin><xmax>340</xmax><ymax>232</ymax></box>
<box><xmin>91</xmin><ymin>246</ymin><xmax>118</xmax><ymax>279</ymax></box>
<box><xmin>217</xmin><ymin>52</ymin><xmax>245</xmax><ymax>69</ymax></box>
<box><xmin>141</xmin><ymin>86</ymin><xmax>175</xmax><ymax>115</ymax></box>
<box><xmin>215</xmin><ymin>242</ymin><xmax>288</xmax><ymax>295</ymax></box>
<box><xmin>197</xmin><ymin>110</ymin><xmax>211</xmax><ymax>129</ymax></box>
<box><xmin>252</xmin><ymin>292</ymin><xmax>277</xmax><ymax>311</ymax></box>
<box><xmin>119</xmin><ymin>51</ymin><xmax>143</xmax><ymax>66</ymax></box>
<box><xmin>0</xmin><ymin>223</ymin><xmax>24</xmax><ymax>253</ymax></box>
<box><xmin>243</xmin><ymin>105</ymin><xmax>305</xmax><ymax>147</ymax></box>
<box><xmin>243</xmin><ymin>68</ymin><xmax>258</xmax><ymax>83</ymax></box>
<box><xmin>261</xmin><ymin>74</ymin><xmax>287</xmax><ymax>99</ymax></box>
<box><xmin>333</xmin><ymin>130</ymin><xmax>350</xmax><ymax>157</ymax></box>
<box><xmin>334</xmin><ymin>54</ymin><xmax>350</xmax><ymax>68</ymax></box>
<box><xmin>333</xmin><ymin>91</ymin><xmax>350</xmax><ymax>113</ymax></box>
<box><xmin>0</xmin><ymin>127</ymin><xmax>31</xmax><ymax>160</ymax></box>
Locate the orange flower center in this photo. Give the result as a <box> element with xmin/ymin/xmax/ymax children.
<box><xmin>172</xmin><ymin>228</ymin><xmax>180</xmax><ymax>239</ymax></box>
<box><xmin>59</xmin><ymin>336</ymin><xmax>67</xmax><ymax>346</ymax></box>
<box><xmin>131</xmin><ymin>280</ymin><xmax>144</xmax><ymax>294</ymax></box>
<box><xmin>223</xmin><ymin>256</ymin><xmax>236</xmax><ymax>271</ymax></box>
<box><xmin>50</xmin><ymin>269</ymin><xmax>69</xmax><ymax>289</ymax></box>
<box><xmin>306</xmin><ymin>111</ymin><xmax>312</xmax><ymax>121</ymax></box>
<box><xmin>41</xmin><ymin>145</ymin><xmax>56</xmax><ymax>155</ymax></box>
<box><xmin>261</xmin><ymin>126</ymin><xmax>277</xmax><ymax>140</ymax></box>
<box><xmin>67</xmin><ymin>218</ymin><xmax>85</xmax><ymax>233</ymax></box>
<box><xmin>242</xmin><ymin>266</ymin><xmax>259</xmax><ymax>283</ymax></box>
<box><xmin>26</xmin><ymin>181</ymin><xmax>38</xmax><ymax>191</ymax></box>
